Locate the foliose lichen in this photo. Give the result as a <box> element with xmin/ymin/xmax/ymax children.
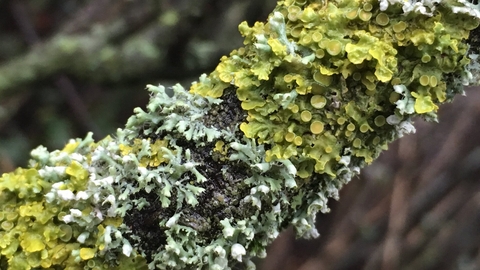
<box><xmin>1</xmin><ymin>0</ymin><xmax>480</xmax><ymax>269</ymax></box>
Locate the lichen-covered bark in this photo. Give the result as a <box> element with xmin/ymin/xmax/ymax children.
<box><xmin>1</xmin><ymin>1</ymin><xmax>480</xmax><ymax>270</ymax></box>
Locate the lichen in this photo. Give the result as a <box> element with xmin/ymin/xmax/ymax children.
<box><xmin>1</xmin><ymin>0</ymin><xmax>480</xmax><ymax>269</ymax></box>
<box><xmin>192</xmin><ymin>0</ymin><xmax>479</xmax><ymax>179</ymax></box>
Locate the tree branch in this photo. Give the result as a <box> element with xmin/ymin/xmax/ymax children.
<box><xmin>1</xmin><ymin>1</ymin><xmax>480</xmax><ymax>270</ymax></box>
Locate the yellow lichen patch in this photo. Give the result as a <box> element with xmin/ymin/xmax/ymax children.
<box><xmin>289</xmin><ymin>25</ymin><xmax>302</xmax><ymax>38</ymax></box>
<box><xmin>312</xmin><ymin>32</ymin><xmax>323</xmax><ymax>42</ymax></box>
<box><xmin>216</xmin><ymin>58</ymin><xmax>237</xmax><ymax>83</ymax></box>
<box><xmin>49</xmin><ymin>243</ymin><xmax>76</xmax><ymax>265</ymax></box>
<box><xmin>432</xmin><ymin>81</ymin><xmax>447</xmax><ymax>102</ymax></box>
<box><xmin>190</xmin><ymin>0</ymin><xmax>476</xmax><ymax>180</ymax></box>
<box><xmin>300</xmin><ymin>111</ymin><xmax>312</xmax><ymax>122</ymax></box>
<box><xmin>284</xmin><ymin>74</ymin><xmax>294</xmax><ymax>83</ymax></box>
<box><xmin>96</xmin><ymin>225</ymin><xmax>106</xmax><ymax>251</ymax></box>
<box><xmin>319</xmin><ymin>65</ymin><xmax>337</xmax><ymax>76</ymax></box>
<box><xmin>103</xmin><ymin>217</ymin><xmax>123</xmax><ymax>228</ymax></box>
<box><xmin>59</xmin><ymin>224</ymin><xmax>73</xmax><ymax>242</ymax></box>
<box><xmin>289</xmin><ymin>104</ymin><xmax>299</xmax><ymax>113</ymax></box>
<box><xmin>120</xmin><ymin>138</ymin><xmax>171</xmax><ymax>167</ymax></box>
<box><xmin>265</xmin><ymin>144</ymin><xmax>298</xmax><ymax>162</ymax></box>
<box><xmin>285</xmin><ymin>132</ymin><xmax>296</xmax><ymax>142</ymax></box>
<box><xmin>362</xmin><ymin>78</ymin><xmax>376</xmax><ymax>90</ymax></box>
<box><xmin>0</xmin><ymin>168</ymin><xmax>46</xmax><ymax>200</ymax></box>
<box><xmin>315</xmin><ymin>48</ymin><xmax>325</xmax><ymax>59</ymax></box>
<box><xmin>190</xmin><ymin>77</ymin><xmax>228</xmax><ymax>98</ymax></box>
<box><xmin>0</xmin><ymin>164</ymin><xmax>98</xmax><ymax>270</ymax></box>
<box><xmin>27</xmin><ymin>251</ymin><xmax>43</xmax><ymax>268</ymax></box>
<box><xmin>21</xmin><ymin>233</ymin><xmax>45</xmax><ymax>252</ymax></box>
<box><xmin>410</xmin><ymin>29</ymin><xmax>435</xmax><ymax>45</ymax></box>
<box><xmin>301</xmin><ymin>33</ymin><xmax>312</xmax><ymax>45</ymax></box>
<box><xmin>374</xmin><ymin>115</ymin><xmax>386</xmax><ymax>127</ymax></box>
<box><xmin>62</xmin><ymin>141</ymin><xmax>80</xmax><ymax>154</ymax></box>
<box><xmin>287</xmin><ymin>5</ymin><xmax>302</xmax><ymax>21</ymax></box>
<box><xmin>268</xmin><ymin>38</ymin><xmax>288</xmax><ymax>57</ymax></box>
<box><xmin>375</xmin><ymin>13</ymin><xmax>389</xmax><ymax>26</ymax></box>
<box><xmin>326</xmin><ymin>40</ymin><xmax>343</xmax><ymax>56</ymax></box>
<box><xmin>294</xmin><ymin>136</ymin><xmax>303</xmax><ymax>146</ymax></box>
<box><xmin>304</xmin><ymin>132</ymin><xmax>341</xmax><ymax>176</ymax></box>
<box><xmin>363</xmin><ymin>3</ymin><xmax>373</xmax><ymax>11</ymax></box>
<box><xmin>359</xmin><ymin>10</ymin><xmax>372</xmax><ymax>21</ymax></box>
<box><xmin>345</xmin><ymin>8</ymin><xmax>358</xmax><ymax>20</ymax></box>
<box><xmin>419</xmin><ymin>75</ymin><xmax>430</xmax><ymax>86</ymax></box>
<box><xmin>411</xmin><ymin>92</ymin><xmax>439</xmax><ymax>113</ymax></box>
<box><xmin>393</xmin><ymin>21</ymin><xmax>407</xmax><ymax>32</ymax></box>
<box><xmin>80</xmin><ymin>247</ymin><xmax>96</xmax><ymax>260</ymax></box>
<box><xmin>391</xmin><ymin>77</ymin><xmax>401</xmax><ymax>85</ymax></box>
<box><xmin>421</xmin><ymin>54</ymin><xmax>431</xmax><ymax>63</ymax></box>
<box><xmin>6</xmin><ymin>212</ymin><xmax>18</xmax><ymax>221</ymax></box>
<box><xmin>214</xmin><ymin>140</ymin><xmax>225</xmax><ymax>153</ymax></box>
<box><xmin>310</xmin><ymin>95</ymin><xmax>327</xmax><ymax>109</ymax></box>
<box><xmin>65</xmin><ymin>161</ymin><xmax>89</xmax><ymax>189</ymax></box>
<box><xmin>337</xmin><ymin>117</ymin><xmax>346</xmax><ymax>125</ymax></box>
<box><xmin>353</xmin><ymin>138</ymin><xmax>362</xmax><ymax>148</ymax></box>
<box><xmin>313</xmin><ymin>71</ymin><xmax>332</xmax><ymax>86</ymax></box>
<box><xmin>429</xmin><ymin>76</ymin><xmax>438</xmax><ymax>87</ymax></box>
<box><xmin>118</xmin><ymin>144</ymin><xmax>133</xmax><ymax>156</ymax></box>
<box><xmin>310</xmin><ymin>121</ymin><xmax>324</xmax><ymax>134</ymax></box>
<box><xmin>19</xmin><ymin>202</ymin><xmax>43</xmax><ymax>218</ymax></box>
<box><xmin>299</xmin><ymin>6</ymin><xmax>317</xmax><ymax>23</ymax></box>
<box><xmin>213</xmin><ymin>140</ymin><xmax>229</xmax><ymax>161</ymax></box>
<box><xmin>359</xmin><ymin>123</ymin><xmax>372</xmax><ymax>133</ymax></box>
<box><xmin>1</xmin><ymin>220</ymin><xmax>14</xmax><ymax>231</ymax></box>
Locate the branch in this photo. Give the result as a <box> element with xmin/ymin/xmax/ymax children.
<box><xmin>1</xmin><ymin>1</ymin><xmax>480</xmax><ymax>269</ymax></box>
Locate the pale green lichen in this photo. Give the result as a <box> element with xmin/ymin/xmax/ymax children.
<box><xmin>2</xmin><ymin>0</ymin><xmax>480</xmax><ymax>269</ymax></box>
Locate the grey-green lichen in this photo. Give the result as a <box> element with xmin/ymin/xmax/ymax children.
<box><xmin>1</xmin><ymin>0</ymin><xmax>480</xmax><ymax>269</ymax></box>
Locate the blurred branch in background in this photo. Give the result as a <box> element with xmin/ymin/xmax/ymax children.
<box><xmin>0</xmin><ymin>0</ymin><xmax>276</xmax><ymax>169</ymax></box>
<box><xmin>9</xmin><ymin>0</ymin><xmax>102</xmax><ymax>138</ymax></box>
<box><xmin>0</xmin><ymin>1</ymin><xmax>479</xmax><ymax>270</ymax></box>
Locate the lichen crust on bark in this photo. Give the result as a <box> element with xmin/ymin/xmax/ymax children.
<box><xmin>1</xmin><ymin>0</ymin><xmax>480</xmax><ymax>270</ymax></box>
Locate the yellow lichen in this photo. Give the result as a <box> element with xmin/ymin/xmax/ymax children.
<box><xmin>300</xmin><ymin>111</ymin><xmax>312</xmax><ymax>122</ymax></box>
<box><xmin>375</xmin><ymin>13</ymin><xmax>389</xmax><ymax>26</ymax></box>
<box><xmin>80</xmin><ymin>248</ymin><xmax>96</xmax><ymax>260</ymax></box>
<box><xmin>310</xmin><ymin>121</ymin><xmax>324</xmax><ymax>134</ymax></box>
<box><xmin>310</xmin><ymin>95</ymin><xmax>327</xmax><ymax>109</ymax></box>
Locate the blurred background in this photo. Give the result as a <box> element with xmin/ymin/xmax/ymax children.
<box><xmin>0</xmin><ymin>1</ymin><xmax>479</xmax><ymax>269</ymax></box>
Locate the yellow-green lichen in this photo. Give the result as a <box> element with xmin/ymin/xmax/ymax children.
<box><xmin>119</xmin><ymin>138</ymin><xmax>171</xmax><ymax>167</ymax></box>
<box><xmin>0</xmin><ymin>137</ymin><xmax>145</xmax><ymax>270</ymax></box>
<box><xmin>191</xmin><ymin>0</ymin><xmax>478</xmax><ymax>179</ymax></box>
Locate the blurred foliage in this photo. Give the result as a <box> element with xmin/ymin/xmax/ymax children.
<box><xmin>0</xmin><ymin>0</ymin><xmax>276</xmax><ymax>170</ymax></box>
<box><xmin>0</xmin><ymin>1</ymin><xmax>479</xmax><ymax>270</ymax></box>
